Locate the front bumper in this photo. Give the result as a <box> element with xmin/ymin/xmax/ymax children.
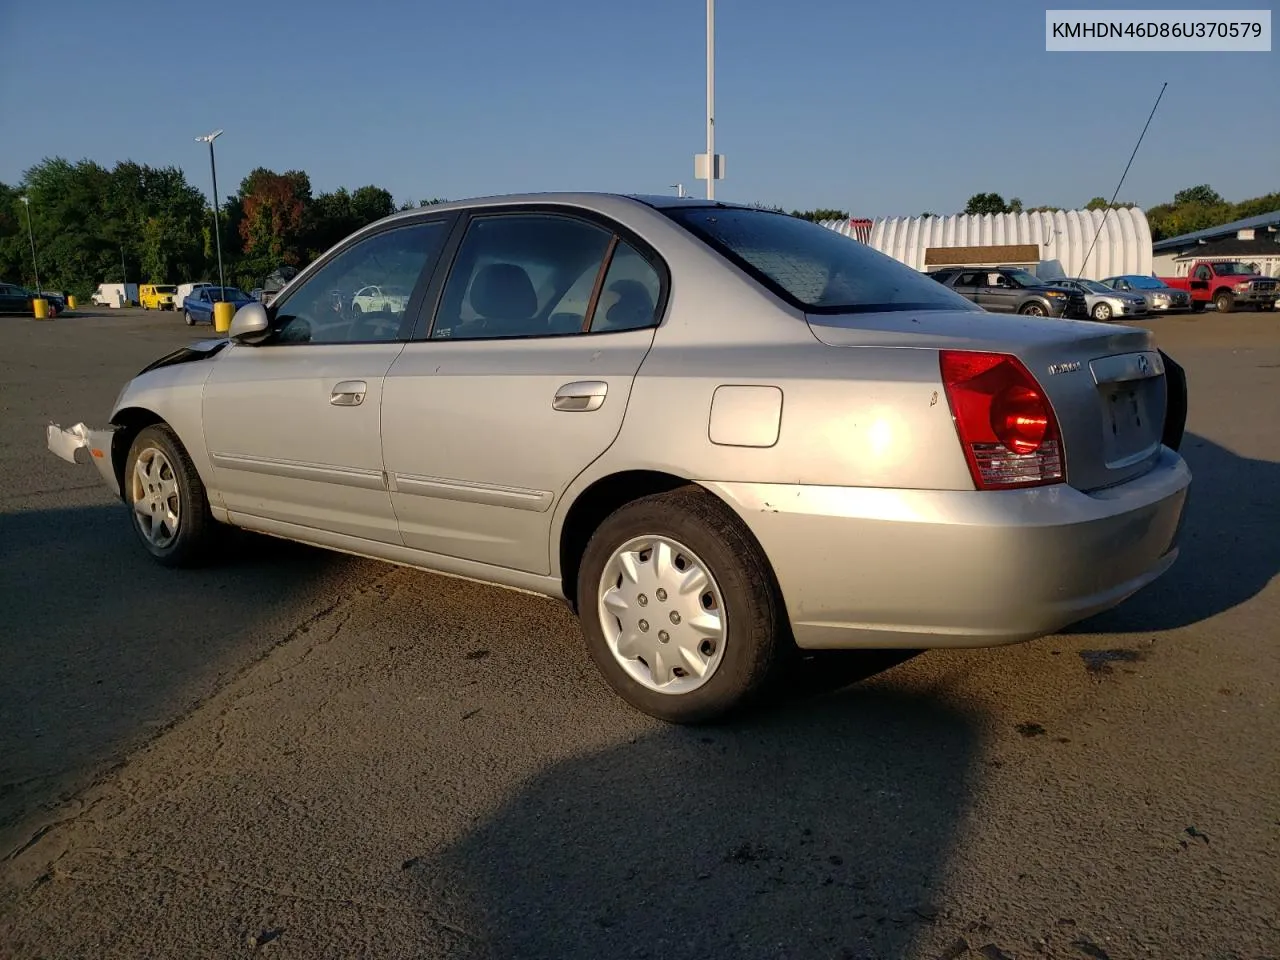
<box><xmin>47</xmin><ymin>423</ymin><xmax>120</xmax><ymax>496</ymax></box>
<box><xmin>703</xmin><ymin>446</ymin><xmax>1191</xmax><ymax>650</ymax></box>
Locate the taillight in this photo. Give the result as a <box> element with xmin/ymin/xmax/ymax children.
<box><xmin>939</xmin><ymin>350</ymin><xmax>1064</xmax><ymax>490</ymax></box>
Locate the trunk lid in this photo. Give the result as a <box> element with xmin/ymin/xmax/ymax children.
<box><xmin>807</xmin><ymin>309</ymin><xmax>1168</xmax><ymax>492</ymax></box>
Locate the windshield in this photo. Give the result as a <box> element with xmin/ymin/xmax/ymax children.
<box><xmin>156</xmin><ymin>285</ymin><xmax>176</xmax><ymax>293</ymax></box>
<box><xmin>1005</xmin><ymin>269</ymin><xmax>1043</xmax><ymax>287</ymax></box>
<box><xmin>1076</xmin><ymin>279</ymin><xmax>1114</xmax><ymax>294</ymax></box>
<box><xmin>1211</xmin><ymin>261</ymin><xmax>1254</xmax><ymax>276</ymax></box>
<box><xmin>1125</xmin><ymin>276</ymin><xmax>1164</xmax><ymax>289</ymax></box>
<box><xmin>663</xmin><ymin>207</ymin><xmax>976</xmax><ymax>314</ymax></box>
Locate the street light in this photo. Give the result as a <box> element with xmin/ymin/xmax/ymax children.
<box><xmin>693</xmin><ymin>0</ymin><xmax>724</xmax><ymax>200</ymax></box>
<box><xmin>195</xmin><ymin>129</ymin><xmax>226</xmax><ymax>299</ymax></box>
<box><xmin>19</xmin><ymin>196</ymin><xmax>40</xmax><ymax>294</ymax></box>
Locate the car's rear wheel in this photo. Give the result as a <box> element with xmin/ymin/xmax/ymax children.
<box><xmin>125</xmin><ymin>425</ymin><xmax>217</xmax><ymax>567</ymax></box>
<box><xmin>577</xmin><ymin>487</ymin><xmax>786</xmax><ymax>724</ymax></box>
<box><xmin>184</xmin><ymin>310</ymin><xmax>194</xmax><ymax>326</ymax></box>
<box><xmin>1092</xmin><ymin>302</ymin><xmax>1113</xmax><ymax>321</ymax></box>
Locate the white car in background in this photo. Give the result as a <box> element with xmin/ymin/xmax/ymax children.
<box><xmin>351</xmin><ymin>284</ymin><xmax>411</xmax><ymax>315</ymax></box>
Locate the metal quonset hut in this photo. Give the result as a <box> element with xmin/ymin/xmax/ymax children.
<box><xmin>820</xmin><ymin>208</ymin><xmax>1153</xmax><ymax>281</ymax></box>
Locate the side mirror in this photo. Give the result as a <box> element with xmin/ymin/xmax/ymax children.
<box><xmin>229</xmin><ymin>301</ymin><xmax>270</xmax><ymax>342</ymax></box>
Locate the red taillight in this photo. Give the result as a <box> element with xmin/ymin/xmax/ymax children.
<box><xmin>939</xmin><ymin>350</ymin><xmax>1064</xmax><ymax>490</ymax></box>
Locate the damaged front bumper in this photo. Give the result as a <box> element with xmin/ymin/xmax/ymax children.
<box><xmin>47</xmin><ymin>423</ymin><xmax>120</xmax><ymax>496</ymax></box>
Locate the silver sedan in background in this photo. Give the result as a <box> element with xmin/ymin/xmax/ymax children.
<box><xmin>47</xmin><ymin>193</ymin><xmax>1192</xmax><ymax>723</ymax></box>
<box><xmin>1047</xmin><ymin>277</ymin><xmax>1149</xmax><ymax>321</ymax></box>
<box><xmin>1100</xmin><ymin>274</ymin><xmax>1194</xmax><ymax>313</ymax></box>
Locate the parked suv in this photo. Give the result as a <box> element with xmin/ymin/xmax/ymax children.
<box><xmin>926</xmin><ymin>267</ymin><xmax>1086</xmax><ymax>318</ymax></box>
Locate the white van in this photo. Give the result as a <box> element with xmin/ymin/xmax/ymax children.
<box><xmin>90</xmin><ymin>283</ymin><xmax>139</xmax><ymax>308</ymax></box>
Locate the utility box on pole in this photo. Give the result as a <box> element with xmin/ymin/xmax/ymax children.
<box><xmin>694</xmin><ymin>153</ymin><xmax>725</xmax><ymax>182</ymax></box>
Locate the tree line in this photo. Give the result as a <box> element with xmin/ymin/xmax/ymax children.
<box><xmin>0</xmin><ymin>157</ymin><xmax>445</xmax><ymax>298</ymax></box>
<box><xmin>4</xmin><ymin>154</ymin><xmax>1274</xmax><ymax>299</ymax></box>
<box><xmin>952</xmin><ymin>185</ymin><xmax>1278</xmax><ymax>241</ymax></box>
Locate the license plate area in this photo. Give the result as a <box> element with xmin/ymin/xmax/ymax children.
<box><xmin>1101</xmin><ymin>383</ymin><xmax>1157</xmax><ymax>468</ymax></box>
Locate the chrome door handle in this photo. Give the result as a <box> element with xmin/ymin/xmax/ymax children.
<box><xmin>330</xmin><ymin>380</ymin><xmax>367</xmax><ymax>406</ymax></box>
<box><xmin>553</xmin><ymin>380</ymin><xmax>607</xmax><ymax>412</ymax></box>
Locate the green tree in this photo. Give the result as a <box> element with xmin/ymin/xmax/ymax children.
<box><xmin>790</xmin><ymin>208</ymin><xmax>850</xmax><ymax>223</ymax></box>
<box><xmin>1173</xmin><ymin>184</ymin><xmax>1224</xmax><ymax>207</ymax></box>
<box><xmin>964</xmin><ymin>192</ymin><xmax>1009</xmax><ymax>215</ymax></box>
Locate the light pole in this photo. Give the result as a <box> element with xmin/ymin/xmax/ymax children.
<box><xmin>670</xmin><ymin>183</ymin><xmax>686</xmax><ymax>198</ymax></box>
<box><xmin>19</xmin><ymin>196</ymin><xmax>40</xmax><ymax>294</ymax></box>
<box><xmin>692</xmin><ymin>0</ymin><xmax>723</xmax><ymax>199</ymax></box>
<box><xmin>706</xmin><ymin>0</ymin><xmax>714</xmax><ymax>200</ymax></box>
<box><xmin>195</xmin><ymin>129</ymin><xmax>226</xmax><ymax>299</ymax></box>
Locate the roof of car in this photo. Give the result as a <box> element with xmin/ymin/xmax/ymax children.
<box><xmin>376</xmin><ymin>191</ymin><xmax>756</xmax><ymax>225</ymax></box>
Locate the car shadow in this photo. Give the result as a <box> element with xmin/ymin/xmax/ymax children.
<box><xmin>410</xmin><ymin>685</ymin><xmax>977</xmax><ymax>960</ymax></box>
<box><xmin>0</xmin><ymin>503</ymin><xmax>367</xmax><ymax>854</ymax></box>
<box><xmin>1070</xmin><ymin>432</ymin><xmax>1279</xmax><ymax>634</ymax></box>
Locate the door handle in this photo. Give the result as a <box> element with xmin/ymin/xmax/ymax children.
<box><xmin>330</xmin><ymin>380</ymin><xmax>367</xmax><ymax>406</ymax></box>
<box><xmin>552</xmin><ymin>380</ymin><xmax>607</xmax><ymax>412</ymax></box>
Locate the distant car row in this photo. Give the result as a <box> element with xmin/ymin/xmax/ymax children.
<box><xmin>925</xmin><ymin>260</ymin><xmax>1275</xmax><ymax>321</ymax></box>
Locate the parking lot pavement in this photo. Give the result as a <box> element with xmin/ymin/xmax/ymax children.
<box><xmin>2</xmin><ymin>309</ymin><xmax>1277</xmax><ymax>959</ymax></box>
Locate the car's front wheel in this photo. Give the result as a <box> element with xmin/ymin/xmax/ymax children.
<box><xmin>1092</xmin><ymin>302</ymin><xmax>1113</xmax><ymax>321</ymax></box>
<box><xmin>125</xmin><ymin>424</ymin><xmax>217</xmax><ymax>567</ymax></box>
<box><xmin>1019</xmin><ymin>302</ymin><xmax>1047</xmax><ymax>317</ymax></box>
<box><xmin>577</xmin><ymin>487</ymin><xmax>787</xmax><ymax>724</ymax></box>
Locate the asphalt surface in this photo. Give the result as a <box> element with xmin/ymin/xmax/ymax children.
<box><xmin>1</xmin><ymin>306</ymin><xmax>1277</xmax><ymax>960</ymax></box>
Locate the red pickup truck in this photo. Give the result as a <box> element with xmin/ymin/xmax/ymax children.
<box><xmin>1159</xmin><ymin>260</ymin><xmax>1278</xmax><ymax>313</ymax></box>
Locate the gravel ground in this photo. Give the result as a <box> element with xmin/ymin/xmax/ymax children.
<box><xmin>1</xmin><ymin>307</ymin><xmax>1277</xmax><ymax>960</ymax></box>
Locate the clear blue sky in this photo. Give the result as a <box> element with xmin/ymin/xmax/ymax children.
<box><xmin>1</xmin><ymin>0</ymin><xmax>1275</xmax><ymax>217</ymax></box>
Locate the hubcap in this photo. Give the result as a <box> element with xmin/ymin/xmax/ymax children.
<box><xmin>129</xmin><ymin>447</ymin><xmax>181</xmax><ymax>548</ymax></box>
<box><xmin>597</xmin><ymin>535</ymin><xmax>727</xmax><ymax>695</ymax></box>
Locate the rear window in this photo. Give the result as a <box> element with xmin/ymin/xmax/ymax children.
<box><xmin>664</xmin><ymin>207</ymin><xmax>977</xmax><ymax>314</ymax></box>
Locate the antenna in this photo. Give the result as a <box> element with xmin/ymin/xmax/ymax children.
<box><xmin>1080</xmin><ymin>81</ymin><xmax>1167</xmax><ymax>277</ymax></box>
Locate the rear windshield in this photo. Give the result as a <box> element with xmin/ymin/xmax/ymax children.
<box><xmin>664</xmin><ymin>207</ymin><xmax>976</xmax><ymax>314</ymax></box>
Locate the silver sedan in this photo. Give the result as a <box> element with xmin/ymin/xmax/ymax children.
<box><xmin>48</xmin><ymin>193</ymin><xmax>1192</xmax><ymax>723</ymax></box>
<box><xmin>1047</xmin><ymin>277</ymin><xmax>1149</xmax><ymax>321</ymax></box>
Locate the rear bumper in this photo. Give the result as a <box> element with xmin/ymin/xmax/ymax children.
<box><xmin>703</xmin><ymin>446</ymin><xmax>1191</xmax><ymax>649</ymax></box>
<box><xmin>47</xmin><ymin>423</ymin><xmax>120</xmax><ymax>496</ymax></box>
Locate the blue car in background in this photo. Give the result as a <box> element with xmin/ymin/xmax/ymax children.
<box><xmin>183</xmin><ymin>285</ymin><xmax>254</xmax><ymax>326</ymax></box>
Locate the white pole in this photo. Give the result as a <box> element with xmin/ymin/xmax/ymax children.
<box><xmin>706</xmin><ymin>0</ymin><xmax>715</xmax><ymax>200</ymax></box>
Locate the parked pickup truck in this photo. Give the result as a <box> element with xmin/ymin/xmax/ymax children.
<box><xmin>1159</xmin><ymin>260</ymin><xmax>1278</xmax><ymax>314</ymax></box>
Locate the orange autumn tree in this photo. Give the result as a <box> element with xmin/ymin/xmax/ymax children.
<box><xmin>238</xmin><ymin>168</ymin><xmax>311</xmax><ymax>268</ymax></box>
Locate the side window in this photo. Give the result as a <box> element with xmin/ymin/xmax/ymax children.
<box><xmin>431</xmin><ymin>214</ymin><xmax>612</xmax><ymax>340</ymax></box>
<box><xmin>1194</xmin><ymin>265</ymin><xmax>1210</xmax><ymax>281</ymax></box>
<box><xmin>271</xmin><ymin>220</ymin><xmax>449</xmax><ymax>345</ymax></box>
<box><xmin>590</xmin><ymin>241</ymin><xmax>661</xmax><ymax>332</ymax></box>
<box><xmin>955</xmin><ymin>271</ymin><xmax>981</xmax><ymax>287</ymax></box>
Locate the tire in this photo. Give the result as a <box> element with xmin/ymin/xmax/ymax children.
<box><xmin>351</xmin><ymin>303</ymin><xmax>363</xmax><ymax>315</ymax></box>
<box><xmin>184</xmin><ymin>310</ymin><xmax>194</xmax><ymax>326</ymax></box>
<box><xmin>1019</xmin><ymin>302</ymin><xmax>1047</xmax><ymax>317</ymax></box>
<box><xmin>1191</xmin><ymin>301</ymin><xmax>1206</xmax><ymax>313</ymax></box>
<box><xmin>1214</xmin><ymin>291</ymin><xmax>1234</xmax><ymax>314</ymax></box>
<box><xmin>576</xmin><ymin>486</ymin><xmax>788</xmax><ymax>724</ymax></box>
<box><xmin>1092</xmin><ymin>302</ymin><xmax>1113</xmax><ymax>321</ymax></box>
<box><xmin>124</xmin><ymin>424</ymin><xmax>218</xmax><ymax>567</ymax></box>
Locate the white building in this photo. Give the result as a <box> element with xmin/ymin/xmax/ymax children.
<box><xmin>1151</xmin><ymin>211</ymin><xmax>1280</xmax><ymax>279</ymax></box>
<box><xmin>821</xmin><ymin>207</ymin><xmax>1152</xmax><ymax>281</ymax></box>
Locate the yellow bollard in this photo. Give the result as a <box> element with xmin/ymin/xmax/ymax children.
<box><xmin>33</xmin><ymin>298</ymin><xmax>50</xmax><ymax>320</ymax></box>
<box><xmin>67</xmin><ymin>295</ymin><xmax>77</xmax><ymax>310</ymax></box>
<box><xmin>213</xmin><ymin>300</ymin><xmax>235</xmax><ymax>333</ymax></box>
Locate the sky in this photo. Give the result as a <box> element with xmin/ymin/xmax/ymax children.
<box><xmin>1</xmin><ymin>0</ymin><xmax>1276</xmax><ymax>218</ymax></box>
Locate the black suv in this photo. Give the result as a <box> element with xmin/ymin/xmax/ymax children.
<box><xmin>926</xmin><ymin>267</ymin><xmax>1086</xmax><ymax>318</ymax></box>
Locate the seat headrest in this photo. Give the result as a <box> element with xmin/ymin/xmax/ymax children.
<box><xmin>470</xmin><ymin>263</ymin><xmax>536</xmax><ymax>320</ymax></box>
<box><xmin>603</xmin><ymin>278</ymin><xmax>655</xmax><ymax>328</ymax></box>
